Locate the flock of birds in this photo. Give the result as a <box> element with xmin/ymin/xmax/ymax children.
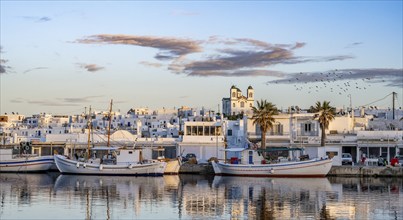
<box><xmin>267</xmin><ymin>70</ymin><xmax>382</xmax><ymax>96</ymax></box>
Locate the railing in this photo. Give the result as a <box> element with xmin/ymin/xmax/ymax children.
<box><xmin>297</xmin><ymin>131</ymin><xmax>319</xmax><ymax>136</ymax></box>
<box><xmin>247</xmin><ymin>132</ymin><xmax>290</xmax><ymax>136</ymax></box>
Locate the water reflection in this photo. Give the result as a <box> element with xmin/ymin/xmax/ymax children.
<box><xmin>0</xmin><ymin>173</ymin><xmax>401</xmax><ymax>219</ymax></box>
<box><xmin>212</xmin><ymin>177</ymin><xmax>333</xmax><ymax>219</ymax></box>
<box><xmin>53</xmin><ymin>175</ymin><xmax>181</xmax><ymax>220</ymax></box>
<box><xmin>0</xmin><ymin>173</ymin><xmax>57</xmax><ymax>206</ymax></box>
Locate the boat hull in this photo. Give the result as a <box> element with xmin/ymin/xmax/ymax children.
<box><xmin>164</xmin><ymin>160</ymin><xmax>180</xmax><ymax>174</ymax></box>
<box><xmin>54</xmin><ymin>155</ymin><xmax>166</xmax><ymax>176</ymax></box>
<box><xmin>211</xmin><ymin>158</ymin><xmax>333</xmax><ymax>177</ymax></box>
<box><xmin>0</xmin><ymin>156</ymin><xmax>54</xmax><ymax>172</ymax></box>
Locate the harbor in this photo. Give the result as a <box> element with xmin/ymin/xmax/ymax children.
<box><xmin>1</xmin><ymin>1</ymin><xmax>402</xmax><ymax>219</ymax></box>
<box><xmin>1</xmin><ymin>86</ymin><xmax>402</xmax><ymax>177</ymax></box>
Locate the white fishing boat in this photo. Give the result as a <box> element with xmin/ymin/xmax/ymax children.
<box><xmin>0</xmin><ymin>148</ymin><xmax>54</xmax><ymax>172</ymax></box>
<box><xmin>211</xmin><ymin>147</ymin><xmax>332</xmax><ymax>177</ymax></box>
<box><xmin>54</xmin><ymin>146</ymin><xmax>166</xmax><ymax>176</ymax></box>
<box><xmin>54</xmin><ymin>100</ymin><xmax>166</xmax><ymax>176</ymax></box>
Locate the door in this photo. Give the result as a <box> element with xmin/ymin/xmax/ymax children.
<box><xmin>248</xmin><ymin>151</ymin><xmax>253</xmax><ymax>164</ymax></box>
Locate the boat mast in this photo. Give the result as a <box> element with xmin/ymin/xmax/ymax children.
<box><xmin>87</xmin><ymin>105</ymin><xmax>92</xmax><ymax>159</ymax></box>
<box><xmin>107</xmin><ymin>99</ymin><xmax>113</xmax><ymax>147</ymax></box>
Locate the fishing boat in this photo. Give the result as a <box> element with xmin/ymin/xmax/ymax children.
<box><xmin>211</xmin><ymin>147</ymin><xmax>332</xmax><ymax>177</ymax></box>
<box><xmin>0</xmin><ymin>148</ymin><xmax>54</xmax><ymax>172</ymax></box>
<box><xmin>54</xmin><ymin>100</ymin><xmax>166</xmax><ymax>176</ymax></box>
<box><xmin>54</xmin><ymin>146</ymin><xmax>166</xmax><ymax>175</ymax></box>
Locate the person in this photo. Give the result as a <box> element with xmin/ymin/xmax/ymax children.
<box><xmin>378</xmin><ymin>157</ymin><xmax>384</xmax><ymax>166</ymax></box>
<box><xmin>74</xmin><ymin>152</ymin><xmax>79</xmax><ymax>160</ymax></box>
<box><xmin>390</xmin><ymin>156</ymin><xmax>399</xmax><ymax>167</ymax></box>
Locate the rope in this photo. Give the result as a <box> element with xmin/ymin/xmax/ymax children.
<box><xmin>360</xmin><ymin>93</ymin><xmax>392</xmax><ymax>107</ymax></box>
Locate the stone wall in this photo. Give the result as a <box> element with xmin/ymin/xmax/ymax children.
<box><xmin>328</xmin><ymin>166</ymin><xmax>403</xmax><ymax>177</ymax></box>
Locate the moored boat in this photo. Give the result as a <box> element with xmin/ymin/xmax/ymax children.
<box><xmin>54</xmin><ymin>146</ymin><xmax>166</xmax><ymax>176</ymax></box>
<box><xmin>211</xmin><ymin>147</ymin><xmax>332</xmax><ymax>177</ymax></box>
<box><xmin>152</xmin><ymin>146</ymin><xmax>181</xmax><ymax>174</ymax></box>
<box><xmin>0</xmin><ymin>148</ymin><xmax>54</xmax><ymax>172</ymax></box>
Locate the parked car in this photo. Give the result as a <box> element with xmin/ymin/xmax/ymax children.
<box><xmin>182</xmin><ymin>153</ymin><xmax>197</xmax><ymax>163</ymax></box>
<box><xmin>341</xmin><ymin>153</ymin><xmax>353</xmax><ymax>165</ymax></box>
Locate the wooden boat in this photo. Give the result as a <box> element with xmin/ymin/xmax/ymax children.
<box><xmin>211</xmin><ymin>147</ymin><xmax>332</xmax><ymax>177</ymax></box>
<box><xmin>0</xmin><ymin>148</ymin><xmax>54</xmax><ymax>172</ymax></box>
<box><xmin>153</xmin><ymin>146</ymin><xmax>181</xmax><ymax>174</ymax></box>
<box><xmin>54</xmin><ymin>147</ymin><xmax>166</xmax><ymax>175</ymax></box>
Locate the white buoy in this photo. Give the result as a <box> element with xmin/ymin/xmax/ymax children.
<box><xmin>83</xmin><ymin>163</ymin><xmax>86</xmax><ymax>168</ymax></box>
<box><xmin>128</xmin><ymin>164</ymin><xmax>133</xmax><ymax>169</ymax></box>
<box><xmin>76</xmin><ymin>162</ymin><xmax>80</xmax><ymax>168</ymax></box>
<box><xmin>99</xmin><ymin>164</ymin><xmax>103</xmax><ymax>170</ymax></box>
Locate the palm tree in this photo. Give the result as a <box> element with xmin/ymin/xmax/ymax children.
<box><xmin>251</xmin><ymin>100</ymin><xmax>278</xmax><ymax>158</ymax></box>
<box><xmin>311</xmin><ymin>101</ymin><xmax>336</xmax><ymax>147</ymax></box>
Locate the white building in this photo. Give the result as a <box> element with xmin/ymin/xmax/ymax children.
<box><xmin>178</xmin><ymin>121</ymin><xmax>225</xmax><ymax>162</ymax></box>
<box><xmin>222</xmin><ymin>85</ymin><xmax>254</xmax><ymax>117</ymax></box>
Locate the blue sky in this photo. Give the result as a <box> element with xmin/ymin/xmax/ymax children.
<box><xmin>1</xmin><ymin>1</ymin><xmax>402</xmax><ymax>115</ymax></box>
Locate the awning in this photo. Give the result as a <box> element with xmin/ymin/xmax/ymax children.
<box><xmin>91</xmin><ymin>146</ymin><xmax>120</xmax><ymax>151</ymax></box>
<box><xmin>221</xmin><ymin>148</ymin><xmax>247</xmax><ymax>152</ymax></box>
<box><xmin>257</xmin><ymin>147</ymin><xmax>304</xmax><ymax>152</ymax></box>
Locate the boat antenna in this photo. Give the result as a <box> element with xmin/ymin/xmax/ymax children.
<box><xmin>87</xmin><ymin>105</ymin><xmax>92</xmax><ymax>160</ymax></box>
<box><xmin>107</xmin><ymin>99</ymin><xmax>113</xmax><ymax>147</ymax></box>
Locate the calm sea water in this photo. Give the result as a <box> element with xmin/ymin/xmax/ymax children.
<box><xmin>0</xmin><ymin>173</ymin><xmax>402</xmax><ymax>220</ymax></box>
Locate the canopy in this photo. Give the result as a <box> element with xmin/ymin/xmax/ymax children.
<box><xmin>221</xmin><ymin>148</ymin><xmax>247</xmax><ymax>152</ymax></box>
<box><xmin>257</xmin><ymin>147</ymin><xmax>304</xmax><ymax>152</ymax></box>
<box><xmin>91</xmin><ymin>146</ymin><xmax>120</xmax><ymax>151</ymax></box>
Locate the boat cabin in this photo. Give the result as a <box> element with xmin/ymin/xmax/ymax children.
<box><xmin>87</xmin><ymin>147</ymin><xmax>143</xmax><ymax>165</ymax></box>
<box><xmin>223</xmin><ymin>148</ymin><xmax>263</xmax><ymax>165</ymax></box>
<box><xmin>0</xmin><ymin>149</ymin><xmax>13</xmax><ymax>160</ymax></box>
<box><xmin>223</xmin><ymin>147</ymin><xmax>306</xmax><ymax>165</ymax></box>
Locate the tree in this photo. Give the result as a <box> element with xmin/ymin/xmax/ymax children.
<box><xmin>251</xmin><ymin>100</ymin><xmax>278</xmax><ymax>158</ymax></box>
<box><xmin>311</xmin><ymin>101</ymin><xmax>336</xmax><ymax>147</ymax></box>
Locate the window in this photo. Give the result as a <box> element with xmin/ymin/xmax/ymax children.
<box><xmin>197</xmin><ymin>126</ymin><xmax>203</xmax><ymax>135</ymax></box>
<box><xmin>204</xmin><ymin>126</ymin><xmax>210</xmax><ymax>136</ymax></box>
<box><xmin>228</xmin><ymin>129</ymin><xmax>232</xmax><ymax>136</ymax></box>
<box><xmin>250</xmin><ymin>103</ymin><xmax>252</xmax><ymax>107</ymax></box>
<box><xmin>232</xmin><ymin>92</ymin><xmax>236</xmax><ymax>97</ymax></box>
<box><xmin>249</xmin><ymin>92</ymin><xmax>253</xmax><ymax>98</ymax></box>
<box><xmin>216</xmin><ymin>126</ymin><xmax>222</xmax><ymax>135</ymax></box>
<box><xmin>186</xmin><ymin>126</ymin><xmax>191</xmax><ymax>135</ymax></box>
<box><xmin>326</xmin><ymin>151</ymin><xmax>338</xmax><ymax>159</ymax></box>
<box><xmin>274</xmin><ymin>123</ymin><xmax>283</xmax><ymax>134</ymax></box>
<box><xmin>304</xmin><ymin>123</ymin><xmax>312</xmax><ymax>132</ymax></box>
<box><xmin>233</xmin><ymin>103</ymin><xmax>235</xmax><ymax>107</ymax></box>
<box><xmin>240</xmin><ymin>102</ymin><xmax>244</xmax><ymax>107</ymax></box>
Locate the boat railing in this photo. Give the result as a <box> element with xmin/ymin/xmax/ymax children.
<box><xmin>14</xmin><ymin>153</ymin><xmax>39</xmax><ymax>158</ymax></box>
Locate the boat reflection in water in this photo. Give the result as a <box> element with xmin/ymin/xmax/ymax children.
<box><xmin>0</xmin><ymin>173</ymin><xmax>57</xmax><ymax>209</ymax></box>
<box><xmin>211</xmin><ymin>176</ymin><xmax>402</xmax><ymax>219</ymax></box>
<box><xmin>210</xmin><ymin>176</ymin><xmax>333</xmax><ymax>219</ymax></box>
<box><xmin>0</xmin><ymin>174</ymin><xmax>402</xmax><ymax>219</ymax></box>
<box><xmin>53</xmin><ymin>174</ymin><xmax>181</xmax><ymax>220</ymax></box>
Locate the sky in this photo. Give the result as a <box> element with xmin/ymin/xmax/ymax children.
<box><xmin>1</xmin><ymin>1</ymin><xmax>402</xmax><ymax>115</ymax></box>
